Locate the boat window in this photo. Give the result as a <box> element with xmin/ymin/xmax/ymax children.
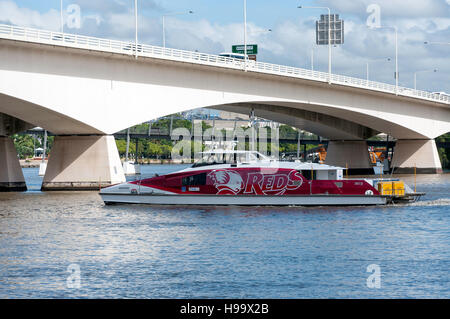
<box><xmin>237</xmin><ymin>153</ymin><xmax>250</xmax><ymax>163</ymax></box>
<box><xmin>301</xmin><ymin>170</ymin><xmax>317</xmax><ymax>181</ymax></box>
<box><xmin>182</xmin><ymin>173</ymin><xmax>207</xmax><ymax>186</ymax></box>
<box><xmin>236</xmin><ymin>152</ymin><xmax>260</xmax><ymax>163</ymax></box>
<box><xmin>224</xmin><ymin>153</ymin><xmax>237</xmax><ymax>164</ymax></box>
<box><xmin>191</xmin><ymin>151</ymin><xmax>267</xmax><ymax>168</ymax></box>
<box><xmin>248</xmin><ymin>152</ymin><xmax>257</xmax><ymax>162</ymax></box>
<box><xmin>192</xmin><ymin>153</ymin><xmax>225</xmax><ymax>168</ymax></box>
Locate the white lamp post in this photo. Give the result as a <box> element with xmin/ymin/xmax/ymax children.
<box><xmin>162</xmin><ymin>11</ymin><xmax>194</xmax><ymax>48</ymax></box>
<box><xmin>298</xmin><ymin>5</ymin><xmax>332</xmax><ymax>84</ymax></box>
<box><xmin>134</xmin><ymin>0</ymin><xmax>138</xmax><ymax>59</ymax></box>
<box><xmin>310</xmin><ymin>47</ymin><xmax>317</xmax><ymax>71</ymax></box>
<box><xmin>60</xmin><ymin>0</ymin><xmax>64</xmax><ymax>33</ymax></box>
<box><xmin>424</xmin><ymin>41</ymin><xmax>450</xmax><ymax>45</ymax></box>
<box><xmin>248</xmin><ymin>28</ymin><xmax>271</xmax><ymax>62</ymax></box>
<box><xmin>371</xmin><ymin>25</ymin><xmax>398</xmax><ymax>94</ymax></box>
<box><xmin>244</xmin><ymin>0</ymin><xmax>247</xmax><ymax>71</ymax></box>
<box><xmin>414</xmin><ymin>69</ymin><xmax>437</xmax><ymax>90</ymax></box>
<box><xmin>248</xmin><ymin>28</ymin><xmax>272</xmax><ymax>39</ymax></box>
<box><xmin>366</xmin><ymin>57</ymin><xmax>391</xmax><ymax>82</ymax></box>
<box><xmin>242</xmin><ymin>1</ymin><xmax>270</xmax><ymax>70</ymax></box>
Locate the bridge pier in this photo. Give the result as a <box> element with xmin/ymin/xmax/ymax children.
<box><xmin>41</xmin><ymin>135</ymin><xmax>126</xmax><ymax>191</ymax></box>
<box><xmin>392</xmin><ymin>139</ymin><xmax>443</xmax><ymax>174</ymax></box>
<box><xmin>325</xmin><ymin>140</ymin><xmax>372</xmax><ymax>175</ymax></box>
<box><xmin>0</xmin><ymin>136</ymin><xmax>27</xmax><ymax>192</ymax></box>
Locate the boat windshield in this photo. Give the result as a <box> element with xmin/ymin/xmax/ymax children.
<box><xmin>192</xmin><ymin>151</ymin><xmax>268</xmax><ymax>168</ymax></box>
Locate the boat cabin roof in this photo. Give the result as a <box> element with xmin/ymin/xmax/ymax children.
<box><xmin>198</xmin><ymin>150</ymin><xmax>269</xmax><ymax>158</ymax></box>
<box><xmin>189</xmin><ymin>150</ymin><xmax>343</xmax><ymax>171</ymax></box>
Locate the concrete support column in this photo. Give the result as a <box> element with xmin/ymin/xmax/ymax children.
<box><xmin>0</xmin><ymin>136</ymin><xmax>27</xmax><ymax>192</ymax></box>
<box><xmin>42</xmin><ymin>135</ymin><xmax>126</xmax><ymax>191</ymax></box>
<box><xmin>392</xmin><ymin>139</ymin><xmax>443</xmax><ymax>174</ymax></box>
<box><xmin>325</xmin><ymin>140</ymin><xmax>372</xmax><ymax>175</ymax></box>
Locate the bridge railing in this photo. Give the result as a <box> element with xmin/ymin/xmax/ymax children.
<box><xmin>1</xmin><ymin>23</ymin><xmax>449</xmax><ymax>105</ymax></box>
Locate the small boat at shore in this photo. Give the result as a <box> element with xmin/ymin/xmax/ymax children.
<box><xmin>100</xmin><ymin>150</ymin><xmax>424</xmax><ymax>206</ymax></box>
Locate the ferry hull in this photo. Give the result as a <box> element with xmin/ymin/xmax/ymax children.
<box><xmin>101</xmin><ymin>194</ymin><xmax>387</xmax><ymax>206</ymax></box>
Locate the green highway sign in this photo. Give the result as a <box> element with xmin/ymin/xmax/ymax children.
<box><xmin>232</xmin><ymin>44</ymin><xmax>258</xmax><ymax>55</ymax></box>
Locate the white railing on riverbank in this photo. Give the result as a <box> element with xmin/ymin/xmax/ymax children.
<box><xmin>1</xmin><ymin>23</ymin><xmax>449</xmax><ymax>105</ymax></box>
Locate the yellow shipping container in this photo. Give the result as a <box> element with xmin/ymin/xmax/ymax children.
<box><xmin>378</xmin><ymin>181</ymin><xmax>405</xmax><ymax>196</ymax></box>
<box><xmin>393</xmin><ymin>181</ymin><xmax>405</xmax><ymax>196</ymax></box>
<box><xmin>378</xmin><ymin>182</ymin><xmax>392</xmax><ymax>195</ymax></box>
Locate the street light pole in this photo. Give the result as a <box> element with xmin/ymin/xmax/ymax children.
<box><xmin>424</xmin><ymin>41</ymin><xmax>450</xmax><ymax>45</ymax></box>
<box><xmin>162</xmin><ymin>11</ymin><xmax>194</xmax><ymax>48</ymax></box>
<box><xmin>395</xmin><ymin>26</ymin><xmax>398</xmax><ymax>93</ymax></box>
<box><xmin>246</xmin><ymin>28</ymin><xmax>271</xmax><ymax>62</ymax></box>
<box><xmin>248</xmin><ymin>28</ymin><xmax>272</xmax><ymax>40</ymax></box>
<box><xmin>371</xmin><ymin>25</ymin><xmax>398</xmax><ymax>94</ymax></box>
<box><xmin>162</xmin><ymin>15</ymin><xmax>166</xmax><ymax>48</ymax></box>
<box><xmin>134</xmin><ymin>0</ymin><xmax>138</xmax><ymax>59</ymax></box>
<box><xmin>60</xmin><ymin>0</ymin><xmax>64</xmax><ymax>33</ymax></box>
<box><xmin>366</xmin><ymin>62</ymin><xmax>369</xmax><ymax>82</ymax></box>
<box><xmin>414</xmin><ymin>69</ymin><xmax>437</xmax><ymax>90</ymax></box>
<box><xmin>244</xmin><ymin>0</ymin><xmax>248</xmax><ymax>71</ymax></box>
<box><xmin>366</xmin><ymin>57</ymin><xmax>391</xmax><ymax>82</ymax></box>
<box><xmin>327</xmin><ymin>8</ymin><xmax>331</xmax><ymax>83</ymax></box>
<box><xmin>298</xmin><ymin>6</ymin><xmax>332</xmax><ymax>84</ymax></box>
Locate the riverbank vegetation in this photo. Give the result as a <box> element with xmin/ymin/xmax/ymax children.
<box><xmin>10</xmin><ymin>123</ymin><xmax>450</xmax><ymax>170</ymax></box>
<box><xmin>437</xmin><ymin>133</ymin><xmax>450</xmax><ymax>169</ymax></box>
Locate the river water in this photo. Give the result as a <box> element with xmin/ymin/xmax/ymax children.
<box><xmin>0</xmin><ymin>165</ymin><xmax>449</xmax><ymax>298</ymax></box>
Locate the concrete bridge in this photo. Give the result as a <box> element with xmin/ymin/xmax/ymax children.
<box><xmin>0</xmin><ymin>24</ymin><xmax>449</xmax><ymax>191</ymax></box>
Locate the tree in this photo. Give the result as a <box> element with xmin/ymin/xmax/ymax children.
<box><xmin>12</xmin><ymin>134</ymin><xmax>41</xmax><ymax>159</ymax></box>
<box><xmin>436</xmin><ymin>133</ymin><xmax>450</xmax><ymax>169</ymax></box>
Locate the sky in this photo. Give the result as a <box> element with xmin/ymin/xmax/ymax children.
<box><xmin>0</xmin><ymin>0</ymin><xmax>449</xmax><ymax>92</ymax></box>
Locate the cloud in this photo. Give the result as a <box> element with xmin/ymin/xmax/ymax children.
<box><xmin>317</xmin><ymin>0</ymin><xmax>450</xmax><ymax>19</ymax></box>
<box><xmin>72</xmin><ymin>0</ymin><xmax>126</xmax><ymax>14</ymax></box>
<box><xmin>72</xmin><ymin>0</ymin><xmax>164</xmax><ymax>14</ymax></box>
<box><xmin>0</xmin><ymin>0</ymin><xmax>60</xmax><ymax>30</ymax></box>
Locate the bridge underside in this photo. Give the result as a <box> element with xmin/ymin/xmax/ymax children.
<box><xmin>211</xmin><ymin>103</ymin><xmax>443</xmax><ymax>174</ymax></box>
<box><xmin>213</xmin><ymin>103</ymin><xmax>380</xmax><ymax>140</ymax></box>
<box><xmin>212</xmin><ymin>103</ymin><xmax>378</xmax><ymax>173</ymax></box>
<box><xmin>0</xmin><ymin>93</ymin><xmax>104</xmax><ymax>135</ymax></box>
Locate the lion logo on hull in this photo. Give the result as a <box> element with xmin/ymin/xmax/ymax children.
<box><xmin>208</xmin><ymin>170</ymin><xmax>244</xmax><ymax>195</ymax></box>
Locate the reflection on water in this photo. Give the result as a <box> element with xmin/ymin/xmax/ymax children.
<box><xmin>0</xmin><ymin>166</ymin><xmax>449</xmax><ymax>298</ymax></box>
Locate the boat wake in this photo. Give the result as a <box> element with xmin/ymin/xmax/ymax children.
<box><xmin>405</xmin><ymin>198</ymin><xmax>450</xmax><ymax>207</ymax></box>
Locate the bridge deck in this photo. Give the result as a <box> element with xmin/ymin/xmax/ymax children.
<box><xmin>1</xmin><ymin>23</ymin><xmax>449</xmax><ymax>106</ymax></box>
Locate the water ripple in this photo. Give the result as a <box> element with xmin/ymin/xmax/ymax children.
<box><xmin>0</xmin><ymin>167</ymin><xmax>449</xmax><ymax>298</ymax></box>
